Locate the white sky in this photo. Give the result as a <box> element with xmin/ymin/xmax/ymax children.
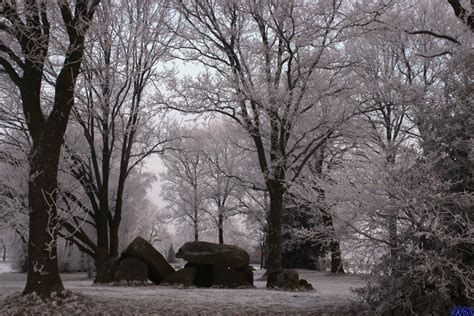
<box><xmin>144</xmin><ymin>155</ymin><xmax>166</xmax><ymax>208</ymax></box>
<box><xmin>144</xmin><ymin>60</ymin><xmax>204</xmax><ymax>209</ymax></box>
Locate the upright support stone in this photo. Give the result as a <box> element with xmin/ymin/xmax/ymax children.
<box><xmin>121</xmin><ymin>237</ymin><xmax>174</xmax><ymax>284</ymax></box>
<box><xmin>176</xmin><ymin>241</ymin><xmax>254</xmax><ymax>288</ymax></box>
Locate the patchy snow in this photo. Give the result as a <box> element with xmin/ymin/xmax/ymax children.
<box><xmin>0</xmin><ymin>269</ymin><xmax>368</xmax><ymax>315</ymax></box>
<box><xmin>0</xmin><ymin>261</ymin><xmax>14</xmax><ymax>274</ymax></box>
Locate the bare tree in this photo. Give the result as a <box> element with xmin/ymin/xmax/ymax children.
<box><xmin>1</xmin><ymin>0</ymin><xmax>100</xmax><ymax>296</ymax></box>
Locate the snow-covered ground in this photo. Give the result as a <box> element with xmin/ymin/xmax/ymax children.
<box><xmin>0</xmin><ymin>269</ymin><xmax>369</xmax><ymax>315</ymax></box>
<box><xmin>0</xmin><ymin>261</ymin><xmax>14</xmax><ymax>273</ymax></box>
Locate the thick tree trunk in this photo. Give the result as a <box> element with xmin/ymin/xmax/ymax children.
<box><xmin>330</xmin><ymin>241</ymin><xmax>345</xmax><ymax>273</ymax></box>
<box><xmin>94</xmin><ymin>248</ymin><xmax>116</xmax><ymax>283</ymax></box>
<box><xmin>266</xmin><ymin>180</ymin><xmax>284</xmax><ymax>287</ymax></box>
<box><xmin>3</xmin><ymin>0</ymin><xmax>99</xmax><ymax>298</ymax></box>
<box><xmin>94</xmin><ymin>212</ymin><xmax>112</xmax><ymax>283</ymax></box>
<box><xmin>309</xmin><ymin>146</ymin><xmax>345</xmax><ymax>273</ymax></box>
<box><xmin>320</xmin><ymin>208</ymin><xmax>345</xmax><ymax>273</ymax></box>
<box><xmin>23</xmin><ymin>143</ymin><xmax>65</xmax><ymax>297</ymax></box>
<box><xmin>109</xmin><ymin>222</ymin><xmax>119</xmax><ymax>258</ymax></box>
<box><xmin>218</xmin><ymin>213</ymin><xmax>224</xmax><ymax>244</ymax></box>
<box><xmin>111</xmin><ymin>167</ymin><xmax>126</xmax><ymax>258</ymax></box>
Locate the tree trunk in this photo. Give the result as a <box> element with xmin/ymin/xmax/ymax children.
<box><xmin>94</xmin><ymin>212</ymin><xmax>111</xmax><ymax>283</ymax></box>
<box><xmin>312</xmin><ymin>147</ymin><xmax>345</xmax><ymax>274</ymax></box>
<box><xmin>109</xmin><ymin>221</ymin><xmax>119</xmax><ymax>258</ymax></box>
<box><xmin>94</xmin><ymin>248</ymin><xmax>116</xmax><ymax>283</ymax></box>
<box><xmin>330</xmin><ymin>241</ymin><xmax>345</xmax><ymax>273</ymax></box>
<box><xmin>320</xmin><ymin>208</ymin><xmax>345</xmax><ymax>273</ymax></box>
<box><xmin>388</xmin><ymin>214</ymin><xmax>398</xmax><ymax>261</ymax></box>
<box><xmin>260</xmin><ymin>242</ymin><xmax>264</xmax><ymax>269</ymax></box>
<box><xmin>218</xmin><ymin>213</ymin><xmax>224</xmax><ymax>244</ymax></box>
<box><xmin>2</xmin><ymin>242</ymin><xmax>5</xmax><ymax>261</ymax></box>
<box><xmin>194</xmin><ymin>219</ymin><xmax>199</xmax><ymax>241</ymax></box>
<box><xmin>193</xmin><ymin>184</ymin><xmax>199</xmax><ymax>241</ymax></box>
<box><xmin>23</xmin><ymin>142</ymin><xmax>65</xmax><ymax>297</ymax></box>
<box><xmin>266</xmin><ymin>180</ymin><xmax>284</xmax><ymax>287</ymax></box>
<box><xmin>386</xmin><ymin>151</ymin><xmax>398</xmax><ymax>262</ymax></box>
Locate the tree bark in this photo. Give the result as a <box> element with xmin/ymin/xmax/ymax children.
<box><xmin>321</xmin><ymin>206</ymin><xmax>345</xmax><ymax>273</ymax></box>
<box><xmin>1</xmin><ymin>0</ymin><xmax>100</xmax><ymax>298</ymax></box>
<box><xmin>23</xmin><ymin>139</ymin><xmax>65</xmax><ymax>296</ymax></box>
<box><xmin>2</xmin><ymin>241</ymin><xmax>6</xmax><ymax>261</ymax></box>
<box><xmin>312</xmin><ymin>147</ymin><xmax>345</xmax><ymax>273</ymax></box>
<box><xmin>194</xmin><ymin>219</ymin><xmax>199</xmax><ymax>241</ymax></box>
<box><xmin>109</xmin><ymin>223</ymin><xmax>119</xmax><ymax>258</ymax></box>
<box><xmin>94</xmin><ymin>253</ymin><xmax>113</xmax><ymax>283</ymax></box>
<box><xmin>329</xmin><ymin>241</ymin><xmax>345</xmax><ymax>273</ymax></box>
<box><xmin>94</xmin><ymin>209</ymin><xmax>111</xmax><ymax>283</ymax></box>
<box><xmin>194</xmin><ymin>183</ymin><xmax>199</xmax><ymax>241</ymax></box>
<box><xmin>218</xmin><ymin>213</ymin><xmax>224</xmax><ymax>244</ymax></box>
<box><xmin>94</xmin><ymin>248</ymin><xmax>116</xmax><ymax>283</ymax></box>
<box><xmin>388</xmin><ymin>213</ymin><xmax>398</xmax><ymax>262</ymax></box>
<box><xmin>265</xmin><ymin>180</ymin><xmax>284</xmax><ymax>287</ymax></box>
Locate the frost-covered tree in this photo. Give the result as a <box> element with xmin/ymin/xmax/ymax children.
<box><xmin>200</xmin><ymin>122</ymin><xmax>248</xmax><ymax>244</ymax></box>
<box><xmin>169</xmin><ymin>0</ymin><xmax>386</xmax><ymax>287</ymax></box>
<box><xmin>161</xmin><ymin>122</ymin><xmax>256</xmax><ymax>244</ymax></box>
<box><xmin>57</xmin><ymin>0</ymin><xmax>177</xmax><ymax>282</ymax></box>
<box><xmin>339</xmin><ymin>1</ymin><xmax>474</xmax><ymax>311</ymax></box>
<box><xmin>1</xmin><ymin>0</ymin><xmax>100</xmax><ymax>296</ymax></box>
<box><xmin>285</xmin><ymin>142</ymin><xmax>347</xmax><ymax>273</ymax></box>
<box><xmin>354</xmin><ymin>154</ymin><xmax>474</xmax><ymax>313</ymax></box>
<box><xmin>161</xmin><ymin>131</ymin><xmax>210</xmax><ymax>241</ymax></box>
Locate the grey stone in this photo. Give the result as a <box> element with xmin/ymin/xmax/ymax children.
<box><xmin>162</xmin><ymin>267</ymin><xmax>196</xmax><ymax>286</ymax></box>
<box><xmin>212</xmin><ymin>265</ymin><xmax>254</xmax><ymax>288</ymax></box>
<box><xmin>122</xmin><ymin>236</ymin><xmax>175</xmax><ymax>284</ymax></box>
<box><xmin>275</xmin><ymin>269</ymin><xmax>299</xmax><ymax>290</ymax></box>
<box><xmin>298</xmin><ymin>278</ymin><xmax>314</xmax><ymax>290</ymax></box>
<box><xmin>114</xmin><ymin>257</ymin><xmax>148</xmax><ymax>282</ymax></box>
<box><xmin>176</xmin><ymin>241</ymin><xmax>249</xmax><ymax>269</ymax></box>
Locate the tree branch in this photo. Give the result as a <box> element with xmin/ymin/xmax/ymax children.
<box><xmin>0</xmin><ymin>56</ymin><xmax>21</xmax><ymax>87</ymax></box>
<box><xmin>406</xmin><ymin>30</ymin><xmax>460</xmax><ymax>45</ymax></box>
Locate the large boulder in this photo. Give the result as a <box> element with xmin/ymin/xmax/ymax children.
<box><xmin>275</xmin><ymin>269</ymin><xmax>300</xmax><ymax>290</ymax></box>
<box><xmin>176</xmin><ymin>241</ymin><xmax>250</xmax><ymax>269</ymax></box>
<box><xmin>212</xmin><ymin>265</ymin><xmax>254</xmax><ymax>288</ymax></box>
<box><xmin>162</xmin><ymin>267</ymin><xmax>196</xmax><ymax>286</ymax></box>
<box><xmin>121</xmin><ymin>236</ymin><xmax>175</xmax><ymax>284</ymax></box>
<box><xmin>114</xmin><ymin>257</ymin><xmax>148</xmax><ymax>282</ymax></box>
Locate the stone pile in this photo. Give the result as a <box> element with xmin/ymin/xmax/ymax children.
<box><xmin>163</xmin><ymin>241</ymin><xmax>254</xmax><ymax>288</ymax></box>
<box><xmin>111</xmin><ymin>238</ymin><xmax>254</xmax><ymax>288</ymax></box>
<box><xmin>273</xmin><ymin>269</ymin><xmax>313</xmax><ymax>290</ymax></box>
<box><xmin>113</xmin><ymin>236</ymin><xmax>175</xmax><ymax>284</ymax></box>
